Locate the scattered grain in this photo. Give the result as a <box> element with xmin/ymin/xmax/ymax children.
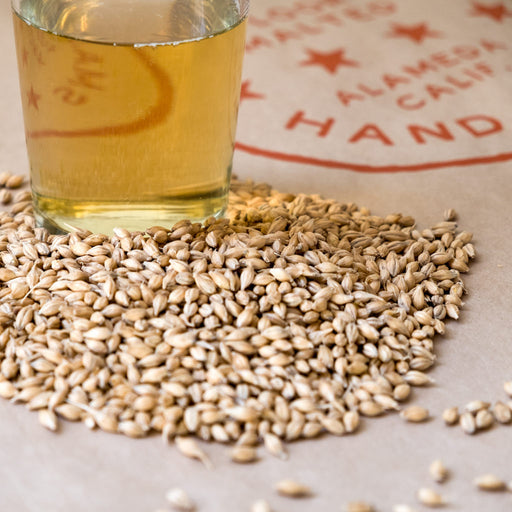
<box><xmin>473</xmin><ymin>474</ymin><xmax>506</xmax><ymax>491</ymax></box>
<box><xmin>0</xmin><ymin>175</ymin><xmax>474</xmax><ymax>457</ymax></box>
<box><xmin>393</xmin><ymin>383</ymin><xmax>411</xmax><ymax>402</ymax></box>
<box><xmin>251</xmin><ymin>500</ymin><xmax>272</xmax><ymax>512</ymax></box>
<box><xmin>5</xmin><ymin>174</ymin><xmax>24</xmax><ymax>189</ymax></box>
<box><xmin>400</xmin><ymin>406</ymin><xmax>429</xmax><ymax>423</ymax></box>
<box><xmin>346</xmin><ymin>501</ymin><xmax>374</xmax><ymax>512</ymax></box>
<box><xmin>175</xmin><ymin>437</ymin><xmax>213</xmax><ymax>470</ymax></box>
<box><xmin>230</xmin><ymin>445</ymin><xmax>258</xmax><ymax>464</ymax></box>
<box><xmin>275</xmin><ymin>479</ymin><xmax>312</xmax><ymax>498</ymax></box>
<box><xmin>442</xmin><ymin>407</ymin><xmax>459</xmax><ymax>426</ymax></box>
<box><xmin>165</xmin><ymin>488</ymin><xmax>196</xmax><ymax>511</ymax></box>
<box><xmin>393</xmin><ymin>506</ymin><xmax>418</xmax><ymax>512</ymax></box>
<box><xmin>429</xmin><ymin>459</ymin><xmax>449</xmax><ymax>483</ymax></box>
<box><xmin>417</xmin><ymin>488</ymin><xmax>444</xmax><ymax>507</ymax></box>
<box><xmin>443</xmin><ymin>209</ymin><xmax>457</xmax><ymax>222</ymax></box>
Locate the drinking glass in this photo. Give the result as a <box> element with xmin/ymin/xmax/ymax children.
<box><xmin>11</xmin><ymin>0</ymin><xmax>249</xmax><ymax>233</ymax></box>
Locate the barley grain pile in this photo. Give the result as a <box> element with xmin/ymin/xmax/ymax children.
<box><xmin>0</xmin><ymin>175</ymin><xmax>475</xmax><ymax>446</ymax></box>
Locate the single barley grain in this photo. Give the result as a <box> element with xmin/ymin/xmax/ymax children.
<box><xmin>118</xmin><ymin>420</ymin><xmax>145</xmax><ymax>438</ymax></box>
<box><xmin>346</xmin><ymin>501</ymin><xmax>374</xmax><ymax>512</ymax></box>
<box><xmin>393</xmin><ymin>506</ymin><xmax>418</xmax><ymax>512</ymax></box>
<box><xmin>475</xmin><ymin>409</ymin><xmax>494</xmax><ymax>430</ymax></box>
<box><xmin>264</xmin><ymin>433</ymin><xmax>288</xmax><ymax>460</ymax></box>
<box><xmin>417</xmin><ymin>488</ymin><xmax>444</xmax><ymax>507</ymax></box>
<box><xmin>400</xmin><ymin>406</ymin><xmax>429</xmax><ymax>423</ymax></box>
<box><xmin>493</xmin><ymin>401</ymin><xmax>512</xmax><ymax>424</ymax></box>
<box><xmin>4</xmin><ymin>174</ymin><xmax>24</xmax><ymax>189</ymax></box>
<box><xmin>403</xmin><ymin>372</ymin><xmax>435</xmax><ymax>386</ymax></box>
<box><xmin>0</xmin><ymin>381</ymin><xmax>16</xmax><ymax>399</ymax></box>
<box><xmin>275</xmin><ymin>479</ymin><xmax>312</xmax><ymax>498</ymax></box>
<box><xmin>0</xmin><ymin>189</ymin><xmax>12</xmax><ymax>205</ymax></box>
<box><xmin>504</xmin><ymin>381</ymin><xmax>512</xmax><ymax>397</ymax></box>
<box><xmin>443</xmin><ymin>209</ymin><xmax>457</xmax><ymax>222</ymax></box>
<box><xmin>343</xmin><ymin>411</ymin><xmax>360</xmax><ymax>433</ymax></box>
<box><xmin>442</xmin><ymin>407</ymin><xmax>459</xmax><ymax>426</ymax></box>
<box><xmin>0</xmin><ymin>171</ymin><xmax>12</xmax><ymax>186</ymax></box>
<box><xmin>38</xmin><ymin>409</ymin><xmax>59</xmax><ymax>431</ymax></box>
<box><xmin>165</xmin><ymin>488</ymin><xmax>196</xmax><ymax>511</ymax></box>
<box><xmin>55</xmin><ymin>403</ymin><xmax>82</xmax><ymax>421</ymax></box>
<box><xmin>230</xmin><ymin>445</ymin><xmax>258</xmax><ymax>464</ymax></box>
<box><xmin>460</xmin><ymin>412</ymin><xmax>477</xmax><ymax>435</ymax></box>
<box><xmin>358</xmin><ymin>401</ymin><xmax>384</xmax><ymax>417</ymax></box>
<box><xmin>429</xmin><ymin>460</ymin><xmax>449</xmax><ymax>483</ymax></box>
<box><xmin>393</xmin><ymin>384</ymin><xmax>411</xmax><ymax>401</ymax></box>
<box><xmin>175</xmin><ymin>437</ymin><xmax>213</xmax><ymax>470</ymax></box>
<box><xmin>473</xmin><ymin>474</ymin><xmax>506</xmax><ymax>491</ymax></box>
<box><xmin>251</xmin><ymin>500</ymin><xmax>272</xmax><ymax>512</ymax></box>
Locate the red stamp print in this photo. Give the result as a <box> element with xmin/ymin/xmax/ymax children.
<box><xmin>236</xmin><ymin>0</ymin><xmax>512</xmax><ymax>172</ymax></box>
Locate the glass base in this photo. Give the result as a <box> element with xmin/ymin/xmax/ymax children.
<box><xmin>33</xmin><ymin>192</ymin><xmax>228</xmax><ymax>234</ymax></box>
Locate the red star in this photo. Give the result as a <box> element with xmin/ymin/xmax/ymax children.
<box><xmin>240</xmin><ymin>80</ymin><xmax>265</xmax><ymax>102</ymax></box>
<box><xmin>388</xmin><ymin>22</ymin><xmax>442</xmax><ymax>44</ymax></box>
<box><xmin>27</xmin><ymin>86</ymin><xmax>41</xmax><ymax>110</ymax></box>
<box><xmin>471</xmin><ymin>2</ymin><xmax>512</xmax><ymax>22</ymax></box>
<box><xmin>300</xmin><ymin>48</ymin><xmax>359</xmax><ymax>75</ymax></box>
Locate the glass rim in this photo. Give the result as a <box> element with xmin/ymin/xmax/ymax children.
<box><xmin>12</xmin><ymin>0</ymin><xmax>251</xmax><ymax>47</ymax></box>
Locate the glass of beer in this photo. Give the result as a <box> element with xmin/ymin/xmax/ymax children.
<box><xmin>11</xmin><ymin>0</ymin><xmax>249</xmax><ymax>233</ymax></box>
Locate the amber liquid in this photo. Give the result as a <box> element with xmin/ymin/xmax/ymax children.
<box><xmin>12</xmin><ymin>0</ymin><xmax>247</xmax><ymax>233</ymax></box>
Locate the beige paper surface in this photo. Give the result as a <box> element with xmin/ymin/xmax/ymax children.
<box><xmin>1</xmin><ymin>1</ymin><xmax>512</xmax><ymax>511</ymax></box>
